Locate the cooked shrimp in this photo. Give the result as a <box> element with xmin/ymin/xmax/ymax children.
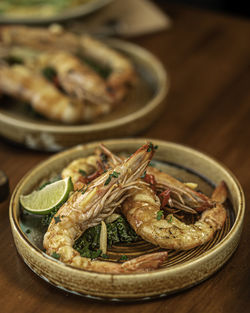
<box><xmin>0</xmin><ymin>64</ymin><xmax>85</xmax><ymax>123</ymax></box>
<box><xmin>43</xmin><ymin>143</ymin><xmax>168</xmax><ymax>273</ymax></box>
<box><xmin>122</xmin><ymin>181</ymin><xmax>227</xmax><ymax>250</ymax></box>
<box><xmin>80</xmin><ymin>35</ymin><xmax>137</xmax><ymax>93</ymax></box>
<box><xmin>97</xmin><ymin>144</ymin><xmax>227</xmax><ymax>250</ymax></box>
<box><xmin>22</xmin><ymin>50</ymin><xmax>117</xmax><ymax>105</ymax></box>
<box><xmin>0</xmin><ymin>26</ymin><xmax>136</xmax><ymax>100</ymax></box>
<box><xmin>61</xmin><ymin>155</ymin><xmax>101</xmax><ymax>185</ymax></box>
<box><xmin>0</xmin><ymin>63</ymin><xmax>112</xmax><ymax>123</ymax></box>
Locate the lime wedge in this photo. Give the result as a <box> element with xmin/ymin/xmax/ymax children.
<box><xmin>20</xmin><ymin>177</ymin><xmax>73</xmax><ymax>215</ymax></box>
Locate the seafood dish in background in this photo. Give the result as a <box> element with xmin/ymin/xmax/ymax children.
<box><xmin>20</xmin><ymin>142</ymin><xmax>228</xmax><ymax>273</ymax></box>
<box><xmin>0</xmin><ymin>25</ymin><xmax>137</xmax><ymax>124</ymax></box>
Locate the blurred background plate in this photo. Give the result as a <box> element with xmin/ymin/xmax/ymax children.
<box><xmin>0</xmin><ymin>39</ymin><xmax>168</xmax><ymax>151</ymax></box>
<box><xmin>0</xmin><ymin>0</ymin><xmax>113</xmax><ymax>24</ymax></box>
<box><xmin>9</xmin><ymin>138</ymin><xmax>245</xmax><ymax>300</ymax></box>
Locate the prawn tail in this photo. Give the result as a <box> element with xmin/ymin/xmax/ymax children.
<box><xmin>121</xmin><ymin>251</ymin><xmax>168</xmax><ymax>272</ymax></box>
<box><xmin>211</xmin><ymin>181</ymin><xmax>228</xmax><ymax>203</ymax></box>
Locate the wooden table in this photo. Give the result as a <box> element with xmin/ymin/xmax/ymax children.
<box><xmin>0</xmin><ymin>3</ymin><xmax>249</xmax><ymax>312</ymax></box>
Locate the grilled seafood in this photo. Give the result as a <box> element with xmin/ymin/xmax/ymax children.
<box><xmin>0</xmin><ymin>47</ymin><xmax>118</xmax><ymax>105</ymax></box>
<box><xmin>0</xmin><ymin>63</ymin><xmax>113</xmax><ymax>123</ymax></box>
<box><xmin>0</xmin><ymin>64</ymin><xmax>85</xmax><ymax>123</ymax></box>
<box><xmin>0</xmin><ymin>25</ymin><xmax>136</xmax><ymax>98</ymax></box>
<box><xmin>61</xmin><ymin>155</ymin><xmax>101</xmax><ymax>185</ymax></box>
<box><xmin>96</xmin><ymin>144</ymin><xmax>228</xmax><ymax>250</ymax></box>
<box><xmin>80</xmin><ymin>35</ymin><xmax>137</xmax><ymax>94</ymax></box>
<box><xmin>122</xmin><ymin>181</ymin><xmax>227</xmax><ymax>250</ymax></box>
<box><xmin>43</xmin><ymin>143</ymin><xmax>168</xmax><ymax>273</ymax></box>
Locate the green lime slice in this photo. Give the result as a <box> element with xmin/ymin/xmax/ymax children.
<box><xmin>20</xmin><ymin>177</ymin><xmax>73</xmax><ymax>215</ymax></box>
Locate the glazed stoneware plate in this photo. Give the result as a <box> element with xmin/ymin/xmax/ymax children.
<box><xmin>9</xmin><ymin>139</ymin><xmax>245</xmax><ymax>301</ymax></box>
<box><xmin>0</xmin><ymin>40</ymin><xmax>168</xmax><ymax>151</ymax></box>
<box><xmin>0</xmin><ymin>0</ymin><xmax>113</xmax><ymax>24</ymax></box>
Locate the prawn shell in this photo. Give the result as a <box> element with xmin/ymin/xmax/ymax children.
<box><xmin>10</xmin><ymin>139</ymin><xmax>245</xmax><ymax>300</ymax></box>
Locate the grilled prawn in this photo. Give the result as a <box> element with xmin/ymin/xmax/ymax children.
<box><xmin>0</xmin><ymin>25</ymin><xmax>136</xmax><ymax>99</ymax></box>
<box><xmin>43</xmin><ymin>143</ymin><xmax>168</xmax><ymax>273</ymax></box>
<box><xmin>97</xmin><ymin>144</ymin><xmax>228</xmax><ymax>250</ymax></box>
<box><xmin>0</xmin><ymin>64</ymin><xmax>85</xmax><ymax>123</ymax></box>
<box><xmin>0</xmin><ymin>63</ymin><xmax>112</xmax><ymax>123</ymax></box>
<box><xmin>122</xmin><ymin>181</ymin><xmax>227</xmax><ymax>250</ymax></box>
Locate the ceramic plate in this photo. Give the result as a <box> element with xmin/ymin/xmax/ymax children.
<box><xmin>9</xmin><ymin>139</ymin><xmax>245</xmax><ymax>301</ymax></box>
<box><xmin>0</xmin><ymin>0</ymin><xmax>113</xmax><ymax>24</ymax></box>
<box><xmin>0</xmin><ymin>40</ymin><xmax>168</xmax><ymax>151</ymax></box>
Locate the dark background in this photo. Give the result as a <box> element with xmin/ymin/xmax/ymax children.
<box><xmin>156</xmin><ymin>0</ymin><xmax>250</xmax><ymax>18</ymax></box>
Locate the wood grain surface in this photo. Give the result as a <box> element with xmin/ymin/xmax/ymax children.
<box><xmin>0</xmin><ymin>2</ymin><xmax>249</xmax><ymax>312</ymax></box>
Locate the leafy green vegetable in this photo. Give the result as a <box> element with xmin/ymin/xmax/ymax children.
<box><xmin>73</xmin><ymin>216</ymin><xmax>139</xmax><ymax>259</ymax></box>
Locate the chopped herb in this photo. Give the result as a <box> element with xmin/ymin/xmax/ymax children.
<box><xmin>78</xmin><ymin>169</ymin><xmax>87</xmax><ymax>176</ymax></box>
<box><xmin>101</xmin><ymin>254</ymin><xmax>109</xmax><ymax>259</ymax></box>
<box><xmin>51</xmin><ymin>252</ymin><xmax>60</xmax><ymax>260</ymax></box>
<box><xmin>156</xmin><ymin>210</ymin><xmax>164</xmax><ymax>220</ymax></box>
<box><xmin>167</xmin><ymin>215</ymin><xmax>173</xmax><ymax>223</ymax></box>
<box><xmin>141</xmin><ymin>171</ymin><xmax>146</xmax><ymax>179</ymax></box>
<box><xmin>147</xmin><ymin>143</ymin><xmax>158</xmax><ymax>152</ymax></box>
<box><xmin>80</xmin><ymin>186</ymin><xmax>88</xmax><ymax>194</ymax></box>
<box><xmin>54</xmin><ymin>215</ymin><xmax>61</xmax><ymax>224</ymax></box>
<box><xmin>104</xmin><ymin>175</ymin><xmax>112</xmax><ymax>186</ymax></box>
<box><xmin>25</xmin><ymin>229</ymin><xmax>31</xmax><ymax>234</ymax></box>
<box><xmin>42</xmin><ymin>67</ymin><xmax>57</xmax><ymax>81</ymax></box>
<box><xmin>104</xmin><ymin>171</ymin><xmax>120</xmax><ymax>185</ymax></box>
<box><xmin>120</xmin><ymin>255</ymin><xmax>128</xmax><ymax>261</ymax></box>
<box><xmin>112</xmin><ymin>171</ymin><xmax>120</xmax><ymax>178</ymax></box>
<box><xmin>147</xmin><ymin>142</ymin><xmax>154</xmax><ymax>152</ymax></box>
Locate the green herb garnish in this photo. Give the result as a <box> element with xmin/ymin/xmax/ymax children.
<box><xmin>54</xmin><ymin>215</ymin><xmax>61</xmax><ymax>224</ymax></box>
<box><xmin>141</xmin><ymin>171</ymin><xmax>146</xmax><ymax>179</ymax></box>
<box><xmin>120</xmin><ymin>255</ymin><xmax>128</xmax><ymax>261</ymax></box>
<box><xmin>104</xmin><ymin>171</ymin><xmax>120</xmax><ymax>185</ymax></box>
<box><xmin>104</xmin><ymin>175</ymin><xmax>112</xmax><ymax>185</ymax></box>
<box><xmin>167</xmin><ymin>215</ymin><xmax>173</xmax><ymax>223</ymax></box>
<box><xmin>42</xmin><ymin>67</ymin><xmax>57</xmax><ymax>81</ymax></box>
<box><xmin>78</xmin><ymin>169</ymin><xmax>87</xmax><ymax>176</ymax></box>
<box><xmin>25</xmin><ymin>229</ymin><xmax>31</xmax><ymax>234</ymax></box>
<box><xmin>147</xmin><ymin>142</ymin><xmax>154</xmax><ymax>152</ymax></box>
<box><xmin>156</xmin><ymin>210</ymin><xmax>164</xmax><ymax>220</ymax></box>
<box><xmin>81</xmin><ymin>186</ymin><xmax>88</xmax><ymax>195</ymax></box>
<box><xmin>51</xmin><ymin>252</ymin><xmax>60</xmax><ymax>260</ymax></box>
